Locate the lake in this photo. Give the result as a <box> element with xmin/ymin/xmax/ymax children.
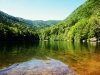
<box><xmin>0</xmin><ymin>41</ymin><xmax>100</xmax><ymax>75</ymax></box>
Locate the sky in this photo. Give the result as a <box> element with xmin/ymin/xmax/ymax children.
<box><xmin>0</xmin><ymin>0</ymin><xmax>86</xmax><ymax>20</ymax></box>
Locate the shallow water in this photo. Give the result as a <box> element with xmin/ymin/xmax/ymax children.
<box><xmin>0</xmin><ymin>41</ymin><xmax>100</xmax><ymax>75</ymax></box>
<box><xmin>0</xmin><ymin>58</ymin><xmax>75</xmax><ymax>75</ymax></box>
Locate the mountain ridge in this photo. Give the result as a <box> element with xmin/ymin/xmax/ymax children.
<box><xmin>0</xmin><ymin>10</ymin><xmax>61</xmax><ymax>40</ymax></box>
<box><xmin>39</xmin><ymin>0</ymin><xmax>100</xmax><ymax>41</ymax></box>
<box><xmin>0</xmin><ymin>10</ymin><xmax>39</xmax><ymax>40</ymax></box>
<box><xmin>0</xmin><ymin>0</ymin><xmax>100</xmax><ymax>41</ymax></box>
<box><xmin>0</xmin><ymin>10</ymin><xmax>61</xmax><ymax>29</ymax></box>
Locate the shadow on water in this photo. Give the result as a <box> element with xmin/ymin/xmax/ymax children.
<box><xmin>0</xmin><ymin>41</ymin><xmax>100</xmax><ymax>75</ymax></box>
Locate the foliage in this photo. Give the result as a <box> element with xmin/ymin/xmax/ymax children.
<box><xmin>32</xmin><ymin>20</ymin><xmax>61</xmax><ymax>29</ymax></box>
<box><xmin>1</xmin><ymin>0</ymin><xmax>100</xmax><ymax>41</ymax></box>
<box><xmin>0</xmin><ymin>11</ymin><xmax>39</xmax><ymax>40</ymax></box>
<box><xmin>0</xmin><ymin>11</ymin><xmax>61</xmax><ymax>40</ymax></box>
<box><xmin>39</xmin><ymin>0</ymin><xmax>100</xmax><ymax>41</ymax></box>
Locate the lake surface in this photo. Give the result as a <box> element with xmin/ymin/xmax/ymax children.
<box><xmin>0</xmin><ymin>41</ymin><xmax>100</xmax><ymax>75</ymax></box>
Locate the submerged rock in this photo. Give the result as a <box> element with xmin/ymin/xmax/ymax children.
<box><xmin>0</xmin><ymin>58</ymin><xmax>76</xmax><ymax>75</ymax></box>
<box><xmin>90</xmin><ymin>37</ymin><xmax>98</xmax><ymax>42</ymax></box>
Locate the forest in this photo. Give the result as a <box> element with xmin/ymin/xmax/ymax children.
<box><xmin>0</xmin><ymin>11</ymin><xmax>60</xmax><ymax>41</ymax></box>
<box><xmin>39</xmin><ymin>0</ymin><xmax>100</xmax><ymax>42</ymax></box>
<box><xmin>0</xmin><ymin>0</ymin><xmax>100</xmax><ymax>41</ymax></box>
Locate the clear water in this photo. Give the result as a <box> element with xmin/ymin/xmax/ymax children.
<box><xmin>0</xmin><ymin>41</ymin><xmax>100</xmax><ymax>75</ymax></box>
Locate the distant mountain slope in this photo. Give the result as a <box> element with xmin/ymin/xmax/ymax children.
<box><xmin>32</xmin><ymin>20</ymin><xmax>61</xmax><ymax>29</ymax></box>
<box><xmin>0</xmin><ymin>10</ymin><xmax>61</xmax><ymax>40</ymax></box>
<box><xmin>0</xmin><ymin>11</ymin><xmax>39</xmax><ymax>40</ymax></box>
<box><xmin>0</xmin><ymin>11</ymin><xmax>61</xmax><ymax>29</ymax></box>
<box><xmin>40</xmin><ymin>0</ymin><xmax>100</xmax><ymax>41</ymax></box>
<box><xmin>0</xmin><ymin>10</ymin><xmax>33</xmax><ymax>26</ymax></box>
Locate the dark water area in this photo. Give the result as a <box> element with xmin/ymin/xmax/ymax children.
<box><xmin>0</xmin><ymin>41</ymin><xmax>100</xmax><ymax>75</ymax></box>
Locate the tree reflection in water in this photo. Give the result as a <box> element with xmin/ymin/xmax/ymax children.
<box><xmin>0</xmin><ymin>41</ymin><xmax>100</xmax><ymax>75</ymax></box>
